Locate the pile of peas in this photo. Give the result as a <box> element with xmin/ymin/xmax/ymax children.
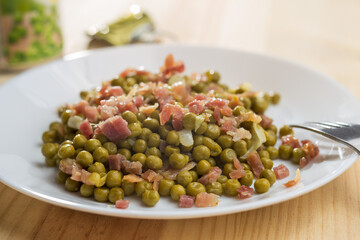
<box><xmin>41</xmin><ymin>66</ymin><xmax>301</xmax><ymax>208</ymax></box>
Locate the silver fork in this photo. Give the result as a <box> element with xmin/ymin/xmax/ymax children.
<box><xmin>289</xmin><ymin>122</ymin><xmax>360</xmax><ymax>155</ymax></box>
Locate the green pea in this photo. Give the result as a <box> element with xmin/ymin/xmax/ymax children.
<box><xmin>136</xmin><ymin>112</ymin><xmax>146</xmax><ymax>122</ymax></box>
<box><xmin>264</xmin><ymin>130</ymin><xmax>277</xmax><ymax>146</ymax></box>
<box><xmin>122</xmin><ymin>111</ymin><xmax>137</xmax><ymax>124</ymax></box>
<box><xmin>150</xmin><ymin>110</ymin><xmax>160</xmax><ymax>121</ymax></box>
<box><xmin>159</xmin><ymin>179</ymin><xmax>175</xmax><ymax>196</ymax></box>
<box><xmin>169</xmin><ymin>153</ymin><xmax>189</xmax><ymax>169</ymax></box>
<box><xmin>148</xmin><ymin>133</ymin><xmax>160</xmax><ymax>148</ymax></box>
<box><xmin>192</xmin><ymin>82</ymin><xmax>206</xmax><ymax>93</ymax></box>
<box><xmin>73</xmin><ymin>134</ymin><xmax>87</xmax><ymax>149</ymax></box>
<box><xmin>195</xmin><ymin>122</ymin><xmax>208</xmax><ymax>135</ymax></box>
<box><xmin>95</xmin><ymin>133</ymin><xmax>108</xmax><ymax>145</ymax></box>
<box><xmin>176</xmin><ymin>170</ymin><xmax>193</xmax><ymax>187</ymax></box>
<box><xmin>166</xmin><ymin>130</ymin><xmax>180</xmax><ymax>146</ymax></box>
<box><xmin>217</xmin><ymin>135</ymin><xmax>233</xmax><ymax>149</ymax></box>
<box><xmin>130</xmin><ymin>153</ymin><xmax>147</xmax><ymax>165</ymax></box>
<box><xmin>186</xmin><ymin>182</ymin><xmax>206</xmax><ymax>197</ymax></box>
<box><xmin>241</xmin><ymin>163</ymin><xmax>251</xmax><ymax>171</ymax></box>
<box><xmin>93</xmin><ymin>147</ymin><xmax>109</xmax><ymax>163</ymax></box>
<box><xmin>158</xmin><ymin>125</ymin><xmax>172</xmax><ymax>139</ymax></box>
<box><xmin>121</xmin><ymin>179</ymin><xmax>135</xmax><ymax>196</ymax></box>
<box><xmin>145</xmin><ymin>147</ymin><xmax>161</xmax><ymax>157</ymax></box>
<box><xmin>139</xmin><ymin>128</ymin><xmax>152</xmax><ymax>141</ymax></box>
<box><xmin>164</xmin><ymin>145</ymin><xmax>180</xmax><ymax>157</ymax></box>
<box><xmin>60</xmin><ymin>140</ymin><xmax>73</xmax><ymax>146</ymax></box>
<box><xmin>118</xmin><ymin>140</ymin><xmax>132</xmax><ymax>149</ymax></box>
<box><xmin>268</xmin><ymin>125</ymin><xmax>278</xmax><ymax>134</ymax></box>
<box><xmin>279</xmin><ymin>125</ymin><xmax>294</xmax><ymax>137</ymax></box>
<box><xmin>196</xmin><ymin>160</ymin><xmax>211</xmax><ymax>175</ymax></box>
<box><xmin>260</xmin><ymin>169</ymin><xmax>276</xmax><ymax>186</ymax></box>
<box><xmin>76</xmin><ymin>150</ymin><xmax>94</xmax><ymax>167</ymax></box>
<box><xmin>194</xmin><ymin>135</ymin><xmax>203</xmax><ymax>146</ymax></box>
<box><xmin>267</xmin><ymin>146</ymin><xmax>279</xmax><ymax>160</ymax></box>
<box><xmin>258</xmin><ymin>150</ymin><xmax>270</xmax><ymax>159</ymax></box>
<box><xmin>182</xmin><ymin>113</ymin><xmax>196</xmax><ymax>130</ymax></box>
<box><xmin>220</xmin><ymin>148</ymin><xmax>237</xmax><ymax>163</ymax></box>
<box><xmin>61</xmin><ymin>109</ymin><xmax>73</xmax><ymax>124</ymax></box>
<box><xmin>222</xmin><ymin>163</ymin><xmax>236</xmax><ymax>178</ymax></box>
<box><xmin>88</xmin><ymin>162</ymin><xmax>106</xmax><ymax>174</ymax></box>
<box><xmin>128</xmin><ymin>122</ymin><xmax>142</xmax><ymax>138</ymax></box>
<box><xmin>118</xmin><ymin>148</ymin><xmax>131</xmax><ymax>159</ymax></box>
<box><xmin>42</xmin><ymin>130</ymin><xmax>57</xmax><ymax>143</ymax></box>
<box><xmin>251</xmin><ymin>96</ymin><xmax>269</xmax><ymax>114</ymax></box>
<box><xmin>202</xmin><ymin>137</ymin><xmax>222</xmax><ymax>157</ymax></box>
<box><xmin>170</xmin><ymin>184</ymin><xmax>186</xmax><ymax>201</ymax></box>
<box><xmin>58</xmin><ymin>144</ymin><xmax>75</xmax><ymax>159</ymax></box>
<box><xmin>111</xmin><ymin>77</ymin><xmax>125</xmax><ymax>86</ymax></box>
<box><xmin>102</xmin><ymin>142</ymin><xmax>117</xmax><ymax>155</ymax></box>
<box><xmin>133</xmin><ymin>139</ymin><xmax>147</xmax><ymax>153</ymax></box>
<box><xmin>42</xmin><ymin>143</ymin><xmax>58</xmax><ymax>158</ymax></box>
<box><xmin>146</xmin><ymin>155</ymin><xmax>163</xmax><ymax>170</ymax></box>
<box><xmin>135</xmin><ymin>180</ymin><xmax>153</xmax><ymax>197</ymax></box>
<box><xmin>206</xmin><ymin>182</ymin><xmax>223</xmax><ymax>195</ymax></box>
<box><xmin>232</xmin><ymin>106</ymin><xmax>246</xmax><ymax>116</ymax></box>
<box><xmin>293</xmin><ymin>148</ymin><xmax>306</xmax><ymax>164</ymax></box>
<box><xmin>57</xmin><ymin>171</ymin><xmax>69</xmax><ymax>184</ymax></box>
<box><xmin>217</xmin><ymin>175</ymin><xmax>228</xmax><ymax>184</ymax></box>
<box><xmin>189</xmin><ymin>170</ymin><xmax>198</xmax><ymax>182</ymax></box>
<box><xmin>205</xmin><ymin>70</ymin><xmax>220</xmax><ymax>83</ymax></box>
<box><xmin>261</xmin><ymin>157</ymin><xmax>273</xmax><ymax>169</ymax></box>
<box><xmin>84</xmin><ymin>139</ymin><xmax>101</xmax><ymax>153</ymax></box>
<box><xmin>192</xmin><ymin>145</ymin><xmax>211</xmax><ymax>162</ymax></box>
<box><xmin>208</xmin><ymin>157</ymin><xmax>216</xmax><ymax>167</ymax></box>
<box><xmin>279</xmin><ymin>144</ymin><xmax>293</xmax><ymax>160</ymax></box>
<box><xmin>204</xmin><ymin>124</ymin><xmax>221</xmax><ymax>139</ymax></box>
<box><xmin>106</xmin><ymin>170</ymin><xmax>122</xmax><ymax>188</ymax></box>
<box><xmin>143</xmin><ymin>118</ymin><xmax>160</xmax><ymax>132</ymax></box>
<box><xmin>223</xmin><ymin>179</ymin><xmax>241</xmax><ymax>196</ymax></box>
<box><xmin>233</xmin><ymin>140</ymin><xmax>247</xmax><ymax>157</ymax></box>
<box><xmin>94</xmin><ymin>187</ymin><xmax>110</xmax><ymax>202</ymax></box>
<box><xmin>142</xmin><ymin>190</ymin><xmax>160</xmax><ymax>207</ymax></box>
<box><xmin>242</xmin><ymin>97</ymin><xmax>252</xmax><ymax>109</ymax></box>
<box><xmin>108</xmin><ymin>187</ymin><xmax>124</xmax><ymax>203</ymax></box>
<box><xmin>240</xmin><ymin>170</ymin><xmax>253</xmax><ymax>187</ymax></box>
<box><xmin>65</xmin><ymin>177</ymin><xmax>81</xmax><ymax>192</ymax></box>
<box><xmin>80</xmin><ymin>184</ymin><xmax>94</xmax><ymax>197</ymax></box>
<box><xmin>49</xmin><ymin>121</ymin><xmax>62</xmax><ymax>132</ymax></box>
<box><xmin>254</xmin><ymin>178</ymin><xmax>270</xmax><ymax>193</ymax></box>
<box><xmin>271</xmin><ymin>93</ymin><xmax>281</xmax><ymax>104</ymax></box>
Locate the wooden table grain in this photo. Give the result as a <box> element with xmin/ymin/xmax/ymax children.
<box><xmin>1</xmin><ymin>1</ymin><xmax>360</xmax><ymax>239</ymax></box>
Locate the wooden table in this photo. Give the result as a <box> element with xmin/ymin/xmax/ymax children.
<box><xmin>1</xmin><ymin>0</ymin><xmax>360</xmax><ymax>239</ymax></box>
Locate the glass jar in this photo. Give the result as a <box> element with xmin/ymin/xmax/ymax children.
<box><xmin>0</xmin><ymin>0</ymin><xmax>62</xmax><ymax>71</ymax></box>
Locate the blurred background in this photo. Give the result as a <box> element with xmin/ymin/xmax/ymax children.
<box><xmin>0</xmin><ymin>0</ymin><xmax>359</xmax><ymax>98</ymax></box>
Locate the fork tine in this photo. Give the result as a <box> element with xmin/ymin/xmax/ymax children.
<box><xmin>304</xmin><ymin>121</ymin><xmax>335</xmax><ymax>129</ymax></box>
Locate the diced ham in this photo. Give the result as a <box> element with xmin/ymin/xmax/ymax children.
<box><xmin>79</xmin><ymin>119</ymin><xmax>93</xmax><ymax>139</ymax></box>
<box><xmin>178</xmin><ymin>195</ymin><xmax>195</xmax><ymax>208</ymax></box>
<box><xmin>120</xmin><ymin>67</ymin><xmax>151</xmax><ymax>78</ymax></box>
<box><xmin>195</xmin><ymin>192</ymin><xmax>219</xmax><ymax>208</ymax></box>
<box><xmin>139</xmin><ymin>103</ymin><xmax>159</xmax><ymax>115</ymax></box>
<box><xmin>220</xmin><ymin>107</ymin><xmax>232</xmax><ymax>117</ymax></box>
<box><xmin>273</xmin><ymin>164</ymin><xmax>290</xmax><ymax>180</ymax></box>
<box><xmin>237</xmin><ymin>185</ymin><xmax>254</xmax><ymax>199</ymax></box>
<box><xmin>246</xmin><ymin>151</ymin><xmax>264</xmax><ymax>178</ymax></box>
<box><xmin>160</xmin><ymin>162</ymin><xmax>196</xmax><ymax>180</ymax></box>
<box><xmin>198</xmin><ymin>167</ymin><xmax>222</xmax><ymax>185</ymax></box>
<box><xmin>188</xmin><ymin>100</ymin><xmax>205</xmax><ymax>114</ymax></box>
<box><xmin>73</xmin><ymin>100</ymin><xmax>88</xmax><ymax>115</ymax></box>
<box><xmin>108</xmin><ymin>86</ymin><xmax>123</xmax><ymax>96</ymax></box>
<box><xmin>283</xmin><ymin>169</ymin><xmax>301</xmax><ymax>188</ymax></box>
<box><xmin>214</xmin><ymin>107</ymin><xmax>221</xmax><ymax>123</ymax></box>
<box><xmin>301</xmin><ymin>140</ymin><xmax>320</xmax><ymax>160</ymax></box>
<box><xmin>142</xmin><ymin>169</ymin><xmax>159</xmax><ymax>182</ymax></box>
<box><xmin>206</xmin><ymin>98</ymin><xmax>229</xmax><ymax>110</ymax></box>
<box><xmin>70</xmin><ymin>166</ymin><xmax>82</xmax><ymax>181</ymax></box>
<box><xmin>282</xmin><ymin>135</ymin><xmax>301</xmax><ymax>149</ymax></box>
<box><xmin>229</xmin><ymin>169</ymin><xmax>246</xmax><ymax>179</ymax></box>
<box><xmin>153</xmin><ymin>86</ymin><xmax>174</xmax><ymax>110</ymax></box>
<box><xmin>59</xmin><ymin>158</ymin><xmax>81</xmax><ymax>175</ymax></box>
<box><xmin>259</xmin><ymin>114</ymin><xmax>273</xmax><ymax>129</ymax></box>
<box><xmin>236</xmin><ymin>111</ymin><xmax>262</xmax><ymax>124</ymax></box>
<box><xmin>99</xmin><ymin>105</ymin><xmax>118</xmax><ymax>120</ymax></box>
<box><xmin>123</xmin><ymin>174</ymin><xmax>143</xmax><ymax>183</ymax></box>
<box><xmin>115</xmin><ymin>200</ymin><xmax>130</xmax><ymax>209</ymax></box>
<box><xmin>160</xmin><ymin>54</ymin><xmax>185</xmax><ymax>77</ymax></box>
<box><xmin>121</xmin><ymin>159</ymin><xmax>143</xmax><ymax>175</ymax></box>
<box><xmin>299</xmin><ymin>157</ymin><xmax>308</xmax><ymax>169</ymax></box>
<box><xmin>84</xmin><ymin>106</ymin><xmax>98</xmax><ymax>123</ymax></box>
<box><xmin>159</xmin><ymin>104</ymin><xmax>185</xmax><ymax>129</ymax></box>
<box><xmin>220</xmin><ymin>118</ymin><xmax>234</xmax><ymax>132</ymax></box>
<box><xmin>117</xmin><ymin>101</ymin><xmax>138</xmax><ymax>114</ymax></box>
<box><xmin>80</xmin><ymin>169</ymin><xmax>93</xmax><ymax>185</ymax></box>
<box><xmin>97</xmin><ymin>116</ymin><xmax>131</xmax><ymax>143</ymax></box>
<box><xmin>233</xmin><ymin>158</ymin><xmax>242</xmax><ymax>170</ymax></box>
<box><xmin>226</xmin><ymin>128</ymin><xmax>251</xmax><ymax>142</ymax></box>
<box><xmin>132</xmin><ymin>95</ymin><xmax>144</xmax><ymax>107</ymax></box>
<box><xmin>172</xmin><ymin>81</ymin><xmax>192</xmax><ymax>104</ymax></box>
<box><xmin>108</xmin><ymin>154</ymin><xmax>126</xmax><ymax>170</ymax></box>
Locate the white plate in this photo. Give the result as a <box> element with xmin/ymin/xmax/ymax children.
<box><xmin>0</xmin><ymin>44</ymin><xmax>359</xmax><ymax>219</ymax></box>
